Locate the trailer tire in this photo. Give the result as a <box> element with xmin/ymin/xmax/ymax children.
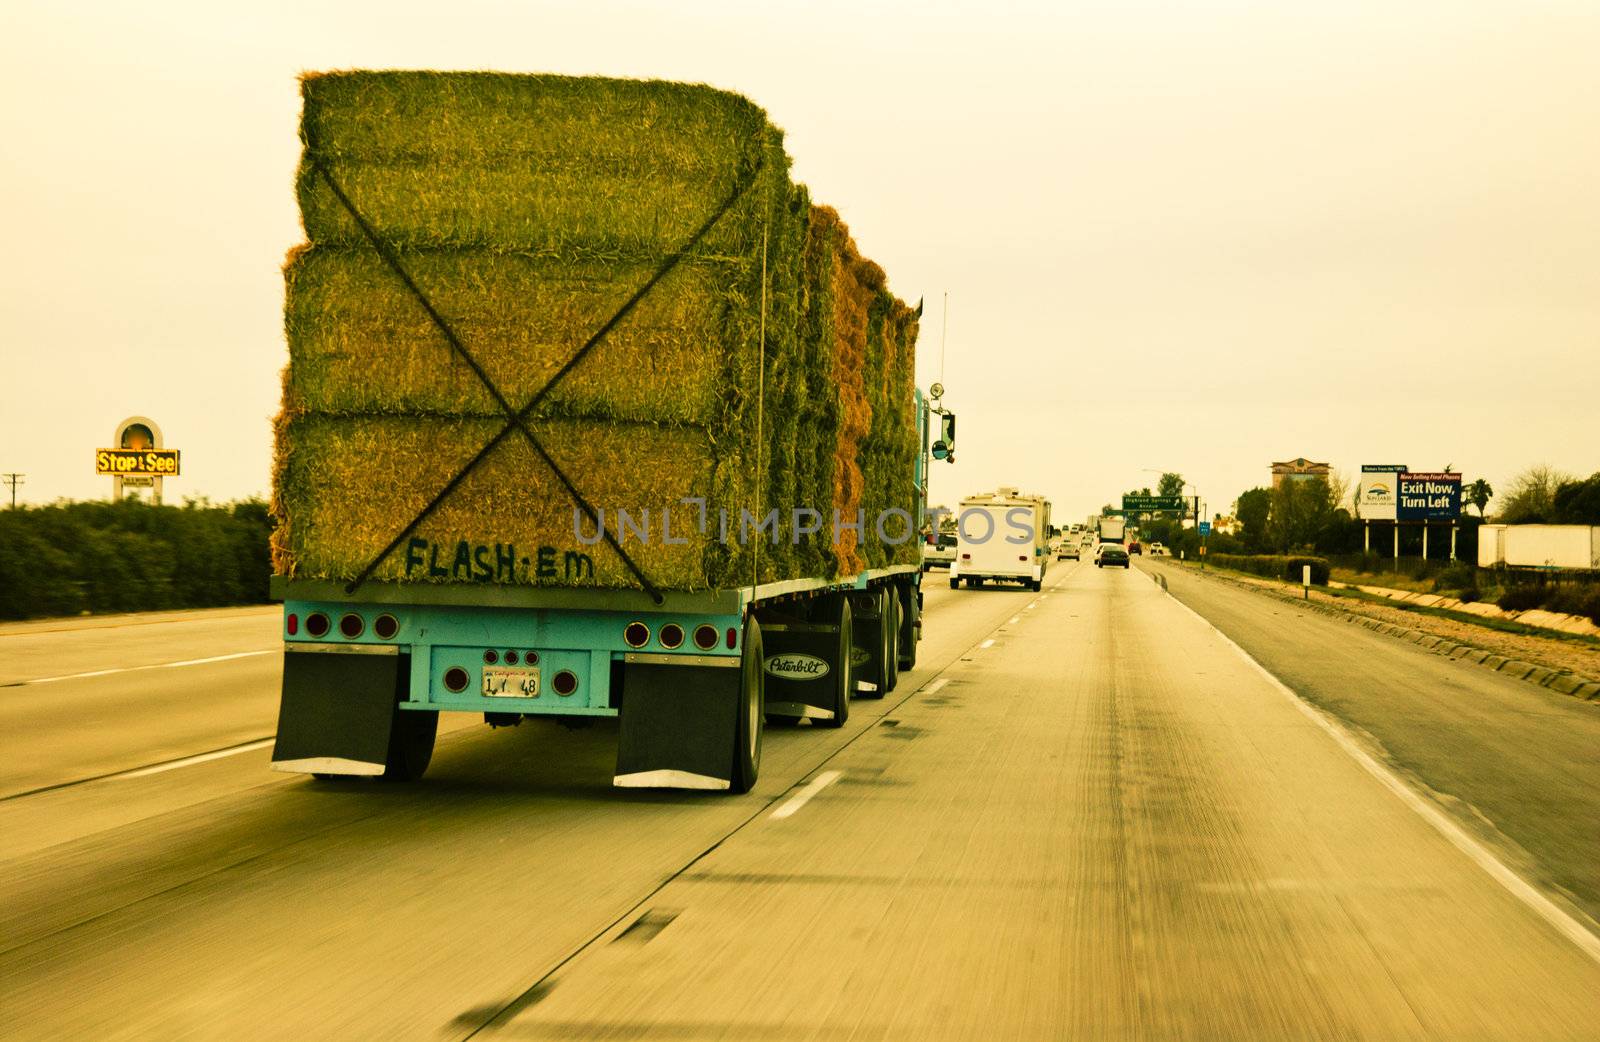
<box><xmin>382</xmin><ymin>708</ymin><xmax>438</xmax><ymax>782</ymax></box>
<box><xmin>731</xmin><ymin>616</ymin><xmax>764</xmax><ymax>794</ymax></box>
<box><xmin>897</xmin><ymin>582</ymin><xmax>919</xmax><ymax>672</ymax></box>
<box><xmin>883</xmin><ymin>590</ymin><xmax>900</xmax><ymax>693</ymax></box>
<box><xmin>854</xmin><ymin>585</ymin><xmax>892</xmax><ymax>700</ymax></box>
<box><xmin>812</xmin><ymin>598</ymin><xmax>852</xmax><ymax>728</ymax></box>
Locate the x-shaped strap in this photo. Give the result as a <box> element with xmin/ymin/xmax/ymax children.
<box><xmin>308</xmin><ymin>157</ymin><xmax>764</xmax><ymax>603</ymax></box>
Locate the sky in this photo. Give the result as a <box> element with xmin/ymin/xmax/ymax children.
<box><xmin>2</xmin><ymin>0</ymin><xmax>1596</xmax><ymax>524</ymax></box>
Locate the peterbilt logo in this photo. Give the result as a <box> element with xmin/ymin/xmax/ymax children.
<box><xmin>764</xmin><ymin>653</ymin><xmax>830</xmax><ymax>680</ymax></box>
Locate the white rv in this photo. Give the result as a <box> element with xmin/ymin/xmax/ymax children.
<box><xmin>950</xmin><ymin>488</ymin><xmax>1051</xmax><ymax>591</ymax></box>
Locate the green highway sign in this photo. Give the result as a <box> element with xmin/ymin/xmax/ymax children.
<box><xmin>1121</xmin><ymin>494</ymin><xmax>1187</xmax><ymax>512</ymax></box>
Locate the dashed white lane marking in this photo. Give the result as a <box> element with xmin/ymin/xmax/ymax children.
<box><xmin>979</xmin><ymin>638</ymin><xmax>996</xmax><ymax>649</ymax></box>
<box><xmin>1163</xmin><ymin>591</ymin><xmax>1600</xmax><ymax>967</ymax></box>
<box><xmin>920</xmin><ymin>678</ymin><xmax>950</xmax><ymax>696</ymax></box>
<box><xmin>770</xmin><ymin>770</ymin><xmax>843</xmax><ymax>820</ymax></box>
<box><xmin>20</xmin><ymin>650</ymin><xmax>275</xmax><ymax>686</ymax></box>
<box><xmin>1026</xmin><ymin>599</ymin><xmax>1039</xmax><ymax>610</ymax></box>
<box><xmin>117</xmin><ymin>738</ymin><xmax>276</xmax><ymax>779</ymax></box>
<box><xmin>1009</xmin><ymin>616</ymin><xmax>1021</xmax><ymax>625</ymax></box>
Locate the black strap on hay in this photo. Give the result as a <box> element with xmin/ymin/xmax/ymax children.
<box><xmin>311</xmin><ymin>157</ymin><xmax>764</xmax><ymax>603</ymax></box>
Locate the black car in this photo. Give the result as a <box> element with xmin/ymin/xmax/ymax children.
<box><xmin>1096</xmin><ymin>545</ymin><xmax>1130</xmax><ymax>569</ymax></box>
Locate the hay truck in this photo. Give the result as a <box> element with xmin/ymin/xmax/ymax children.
<box><xmin>267</xmin><ymin>72</ymin><xmax>953</xmax><ymax>793</ymax></box>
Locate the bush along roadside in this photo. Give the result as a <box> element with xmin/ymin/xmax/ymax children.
<box><xmin>1208</xmin><ymin>553</ymin><xmax>1331</xmax><ymax>585</ymax></box>
<box><xmin>0</xmin><ymin>499</ymin><xmax>273</xmax><ymax>620</ymax></box>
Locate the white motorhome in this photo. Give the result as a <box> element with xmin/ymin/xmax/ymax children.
<box><xmin>950</xmin><ymin>488</ymin><xmax>1051</xmax><ymax>591</ymax></box>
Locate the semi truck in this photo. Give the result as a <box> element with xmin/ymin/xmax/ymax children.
<box><xmin>267</xmin><ymin>72</ymin><xmax>955</xmax><ymax>795</ymax></box>
<box><xmin>949</xmin><ymin>488</ymin><xmax>1051</xmax><ymax>591</ymax></box>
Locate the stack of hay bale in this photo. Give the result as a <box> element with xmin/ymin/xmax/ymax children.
<box><xmin>273</xmin><ymin>71</ymin><xmax>919</xmax><ymax>591</ymax></box>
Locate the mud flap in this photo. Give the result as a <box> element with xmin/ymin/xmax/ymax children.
<box><xmin>615</xmin><ymin>657</ymin><xmax>740</xmax><ymax>790</ymax></box>
<box><xmin>761</xmin><ymin>621</ymin><xmax>844</xmax><ymax>720</ymax></box>
<box><xmin>271</xmin><ymin>646</ymin><xmax>403</xmax><ymax>776</ymax></box>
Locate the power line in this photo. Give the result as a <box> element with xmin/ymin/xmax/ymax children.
<box><xmin>1</xmin><ymin>473</ymin><xmax>23</xmax><ymax>509</ymax></box>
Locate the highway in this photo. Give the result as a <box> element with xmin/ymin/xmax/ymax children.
<box><xmin>4</xmin><ymin>564</ymin><xmax>1599</xmax><ymax>1040</ymax></box>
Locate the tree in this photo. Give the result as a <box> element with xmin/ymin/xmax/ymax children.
<box><xmin>1498</xmin><ymin>465</ymin><xmax>1574</xmax><ymax>523</ymax></box>
<box><xmin>1157</xmin><ymin>472</ymin><xmax>1186</xmax><ymax>498</ymax></box>
<box><xmin>1268</xmin><ymin>477</ymin><xmax>1338</xmax><ymax>553</ymax></box>
<box><xmin>1551</xmin><ymin>473</ymin><xmax>1600</xmax><ymax>524</ymax></box>
<box><xmin>1235</xmin><ymin>487</ymin><xmax>1271</xmax><ymax>552</ymax></box>
<box><xmin>1466</xmin><ymin>478</ymin><xmax>1493</xmax><ymax>518</ymax></box>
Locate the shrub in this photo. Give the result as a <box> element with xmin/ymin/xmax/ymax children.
<box><xmin>1432</xmin><ymin>563</ymin><xmax>1477</xmax><ymax>593</ymax></box>
<box><xmin>0</xmin><ymin>499</ymin><xmax>273</xmax><ymax>620</ymax></box>
<box><xmin>1497</xmin><ymin>586</ymin><xmax>1546</xmax><ymax>613</ymax></box>
<box><xmin>1210</xmin><ymin>554</ymin><xmax>1330</xmax><ymax>585</ymax></box>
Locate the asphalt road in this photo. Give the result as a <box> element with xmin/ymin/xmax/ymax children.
<box><xmin>3</xmin><ymin>565</ymin><xmax>1598</xmax><ymax>1040</ymax></box>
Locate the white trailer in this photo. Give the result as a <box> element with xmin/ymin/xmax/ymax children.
<box><xmin>1493</xmin><ymin>525</ymin><xmax>1600</xmax><ymax>571</ymax></box>
<box><xmin>950</xmin><ymin>488</ymin><xmax>1051</xmax><ymax>591</ymax></box>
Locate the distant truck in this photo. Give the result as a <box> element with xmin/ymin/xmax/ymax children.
<box><xmin>950</xmin><ymin>488</ymin><xmax>1051</xmax><ymax>591</ymax></box>
<box><xmin>1478</xmin><ymin>524</ymin><xmax>1600</xmax><ymax>571</ymax></box>
<box><xmin>1098</xmin><ymin>516</ymin><xmax>1126</xmax><ymax>544</ymax></box>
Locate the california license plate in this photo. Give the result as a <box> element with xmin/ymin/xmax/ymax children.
<box><xmin>481</xmin><ymin>667</ymin><xmax>540</xmax><ymax>697</ymax></box>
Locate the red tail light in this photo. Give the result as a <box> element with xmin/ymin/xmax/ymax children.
<box><xmin>726</xmin><ymin>627</ymin><xmax>737</xmax><ymax>649</ymax></box>
<box><xmin>286</xmin><ymin>613</ymin><xmax>298</xmax><ymax>636</ymax></box>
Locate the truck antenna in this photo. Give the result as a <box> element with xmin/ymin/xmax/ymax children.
<box><xmin>940</xmin><ymin>292</ymin><xmax>949</xmax><ymax>385</ymax></box>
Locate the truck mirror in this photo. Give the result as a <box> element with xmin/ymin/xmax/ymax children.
<box><xmin>931</xmin><ymin>440</ymin><xmax>951</xmax><ymax>461</ymax></box>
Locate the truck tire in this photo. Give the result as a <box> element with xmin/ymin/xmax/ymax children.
<box><xmin>1030</xmin><ymin>578</ymin><xmax>1042</xmax><ymax>592</ymax></box>
<box><xmin>949</xmin><ymin>577</ymin><xmax>959</xmax><ymax>590</ymax></box>
<box><xmin>382</xmin><ymin>708</ymin><xmax>438</xmax><ymax>782</ymax></box>
<box><xmin>731</xmin><ymin>615</ymin><xmax>764</xmax><ymax>794</ymax></box>
<box><xmin>812</xmin><ymin>598</ymin><xmax>852</xmax><ymax>729</ymax></box>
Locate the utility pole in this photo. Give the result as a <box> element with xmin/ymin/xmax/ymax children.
<box><xmin>1</xmin><ymin>473</ymin><xmax>23</xmax><ymax>508</ymax></box>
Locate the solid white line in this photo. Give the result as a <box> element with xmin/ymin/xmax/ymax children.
<box><xmin>770</xmin><ymin>770</ymin><xmax>843</xmax><ymax>819</ymax></box>
<box><xmin>1163</xmin><ymin>591</ymin><xmax>1600</xmax><ymax>966</ymax></box>
<box><xmin>119</xmin><ymin>738</ymin><xmax>276</xmax><ymax>778</ymax></box>
<box><xmin>980</xmin><ymin>638</ymin><xmax>996</xmax><ymax>649</ymax></box>
<box><xmin>22</xmin><ymin>649</ymin><xmax>274</xmax><ymax>686</ymax></box>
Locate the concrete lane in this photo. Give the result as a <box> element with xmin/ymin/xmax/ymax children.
<box><xmin>0</xmin><ymin>569</ymin><xmax>1050</xmax><ymax>1040</ymax></box>
<box><xmin>1149</xmin><ymin>558</ymin><xmax>1600</xmax><ymax>924</ymax></box>
<box><xmin>481</xmin><ymin>561</ymin><xmax>1600</xmax><ymax>1040</ymax></box>
<box><xmin>0</xmin><ymin>606</ymin><xmax>284</xmax><ymax>798</ymax></box>
<box><xmin>0</xmin><ymin>606</ymin><xmax>281</xmax><ymax>686</ymax></box>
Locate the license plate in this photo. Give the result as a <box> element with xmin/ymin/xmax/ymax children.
<box><xmin>481</xmin><ymin>667</ymin><xmax>540</xmax><ymax>697</ymax></box>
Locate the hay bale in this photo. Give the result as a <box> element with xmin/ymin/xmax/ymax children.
<box><xmin>273</xmin><ymin>414</ymin><xmax>735</xmax><ymax>590</ymax></box>
<box><xmin>284</xmin><ymin>247</ymin><xmax>757</xmax><ymax>423</ymax></box>
<box><xmin>297</xmin><ymin>71</ymin><xmax>785</xmax><ymax>253</ymax></box>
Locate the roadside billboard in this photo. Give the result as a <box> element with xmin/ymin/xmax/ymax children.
<box><xmin>1397</xmin><ymin>472</ymin><xmax>1461</xmax><ymax>521</ymax></box>
<box><xmin>1357</xmin><ymin>464</ymin><xmax>1407</xmax><ymax>521</ymax></box>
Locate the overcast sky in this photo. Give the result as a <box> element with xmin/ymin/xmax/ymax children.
<box><xmin>2</xmin><ymin>0</ymin><xmax>1596</xmax><ymax>522</ymax></box>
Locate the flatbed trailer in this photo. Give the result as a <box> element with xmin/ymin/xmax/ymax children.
<box><xmin>269</xmin><ymin>564</ymin><xmax>921</xmax><ymax>793</ymax></box>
